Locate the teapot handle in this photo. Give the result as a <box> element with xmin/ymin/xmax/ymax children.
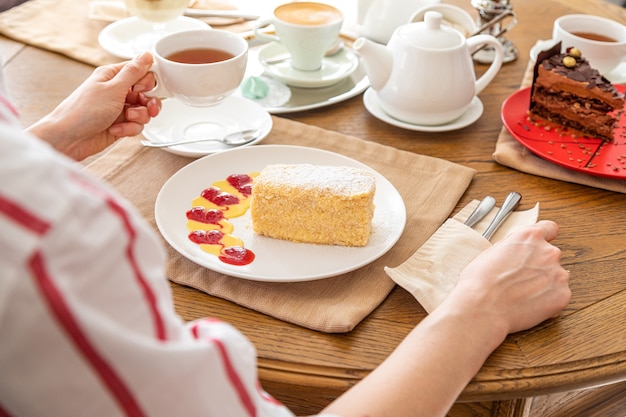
<box><xmin>467</xmin><ymin>34</ymin><xmax>504</xmax><ymax>95</ymax></box>
<box><xmin>357</xmin><ymin>0</ymin><xmax>374</xmax><ymax>25</ymax></box>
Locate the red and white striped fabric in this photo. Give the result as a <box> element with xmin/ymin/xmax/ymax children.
<box><xmin>0</xmin><ymin>98</ymin><xmax>336</xmax><ymax>417</ymax></box>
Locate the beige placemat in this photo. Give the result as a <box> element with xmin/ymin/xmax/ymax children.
<box><xmin>85</xmin><ymin>116</ymin><xmax>475</xmax><ymax>333</ymax></box>
<box><xmin>0</xmin><ymin>0</ymin><xmax>250</xmax><ymax>67</ymax></box>
<box><xmin>492</xmin><ymin>58</ymin><xmax>626</xmax><ymax>193</ymax></box>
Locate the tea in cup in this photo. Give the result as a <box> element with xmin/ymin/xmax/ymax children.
<box><xmin>146</xmin><ymin>29</ymin><xmax>248</xmax><ymax>107</ymax></box>
<box><xmin>255</xmin><ymin>2</ymin><xmax>343</xmax><ymax>71</ymax></box>
<box><xmin>552</xmin><ymin>14</ymin><xmax>626</xmax><ymax>75</ymax></box>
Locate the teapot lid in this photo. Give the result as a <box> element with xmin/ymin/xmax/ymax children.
<box><xmin>397</xmin><ymin>11</ymin><xmax>463</xmax><ymax>49</ymax></box>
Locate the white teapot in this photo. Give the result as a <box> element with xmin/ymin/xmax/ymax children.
<box><xmin>357</xmin><ymin>0</ymin><xmax>440</xmax><ymax>44</ymax></box>
<box><xmin>354</xmin><ymin>11</ymin><xmax>504</xmax><ymax>126</ymax></box>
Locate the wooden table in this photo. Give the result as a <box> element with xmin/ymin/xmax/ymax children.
<box><xmin>2</xmin><ymin>0</ymin><xmax>626</xmax><ymax>415</ymax></box>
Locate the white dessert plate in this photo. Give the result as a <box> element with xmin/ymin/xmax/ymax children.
<box><xmin>530</xmin><ymin>39</ymin><xmax>626</xmax><ymax>85</ymax></box>
<box><xmin>98</xmin><ymin>16</ymin><xmax>209</xmax><ymax>59</ymax></box>
<box><xmin>233</xmin><ymin>43</ymin><xmax>369</xmax><ymax>114</ymax></box>
<box><xmin>363</xmin><ymin>88</ymin><xmax>484</xmax><ymax>132</ymax></box>
<box><xmin>258</xmin><ymin>42</ymin><xmax>360</xmax><ymax>88</ymax></box>
<box><xmin>154</xmin><ymin>145</ymin><xmax>407</xmax><ymax>282</ymax></box>
<box><xmin>142</xmin><ymin>96</ymin><xmax>272</xmax><ymax>158</ymax></box>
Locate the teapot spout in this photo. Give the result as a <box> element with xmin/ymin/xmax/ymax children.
<box><xmin>353</xmin><ymin>37</ymin><xmax>393</xmax><ymax>92</ymax></box>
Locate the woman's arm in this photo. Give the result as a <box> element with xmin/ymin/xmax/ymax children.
<box><xmin>323</xmin><ymin>220</ymin><xmax>571</xmax><ymax>417</ymax></box>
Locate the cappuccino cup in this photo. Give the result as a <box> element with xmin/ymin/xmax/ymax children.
<box><xmin>146</xmin><ymin>29</ymin><xmax>248</xmax><ymax>107</ymax></box>
<box><xmin>255</xmin><ymin>2</ymin><xmax>343</xmax><ymax>71</ymax></box>
<box><xmin>552</xmin><ymin>14</ymin><xmax>626</xmax><ymax>75</ymax></box>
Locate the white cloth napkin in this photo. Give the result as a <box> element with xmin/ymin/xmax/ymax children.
<box><xmin>385</xmin><ymin>199</ymin><xmax>540</xmax><ymax>313</ymax></box>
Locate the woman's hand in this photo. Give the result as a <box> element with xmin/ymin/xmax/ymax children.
<box><xmin>28</xmin><ymin>51</ymin><xmax>162</xmax><ymax>160</ymax></box>
<box><xmin>448</xmin><ymin>220</ymin><xmax>571</xmax><ymax>338</ymax></box>
<box><xmin>322</xmin><ymin>221</ymin><xmax>571</xmax><ymax>417</ymax></box>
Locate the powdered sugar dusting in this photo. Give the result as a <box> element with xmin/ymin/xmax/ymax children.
<box><xmin>255</xmin><ymin>164</ymin><xmax>376</xmax><ymax>196</ymax></box>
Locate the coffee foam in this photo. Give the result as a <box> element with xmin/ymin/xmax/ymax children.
<box><xmin>275</xmin><ymin>2</ymin><xmax>342</xmax><ymax>26</ymax></box>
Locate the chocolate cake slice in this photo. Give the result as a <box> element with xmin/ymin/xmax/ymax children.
<box><xmin>529</xmin><ymin>42</ymin><xmax>624</xmax><ymax>142</ymax></box>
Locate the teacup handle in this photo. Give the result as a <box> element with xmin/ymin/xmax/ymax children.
<box><xmin>254</xmin><ymin>19</ymin><xmax>279</xmax><ymax>43</ymax></box>
<box><xmin>467</xmin><ymin>34</ymin><xmax>504</xmax><ymax>94</ymax></box>
<box><xmin>144</xmin><ymin>63</ymin><xmax>172</xmax><ymax>100</ymax></box>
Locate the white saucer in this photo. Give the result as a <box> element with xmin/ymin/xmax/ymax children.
<box><xmin>258</xmin><ymin>42</ymin><xmax>360</xmax><ymax>88</ymax></box>
<box><xmin>607</xmin><ymin>62</ymin><xmax>626</xmax><ymax>85</ymax></box>
<box><xmin>142</xmin><ymin>96</ymin><xmax>272</xmax><ymax>158</ymax></box>
<box><xmin>231</xmin><ymin>44</ymin><xmax>370</xmax><ymax>114</ymax></box>
<box><xmin>530</xmin><ymin>39</ymin><xmax>626</xmax><ymax>84</ymax></box>
<box><xmin>236</xmin><ymin>75</ymin><xmax>293</xmax><ymax>109</ymax></box>
<box><xmin>98</xmin><ymin>16</ymin><xmax>209</xmax><ymax>59</ymax></box>
<box><xmin>362</xmin><ymin>88</ymin><xmax>484</xmax><ymax>132</ymax></box>
<box><xmin>529</xmin><ymin>39</ymin><xmax>558</xmax><ymax>63</ymax></box>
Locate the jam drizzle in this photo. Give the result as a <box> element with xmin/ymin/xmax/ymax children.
<box><xmin>186</xmin><ymin>173</ymin><xmax>256</xmax><ymax>266</ymax></box>
<box><xmin>187</xmin><ymin>207</ymin><xmax>225</xmax><ymax>224</ymax></box>
<box><xmin>200</xmin><ymin>186</ymin><xmax>240</xmax><ymax>206</ymax></box>
<box><xmin>227</xmin><ymin>174</ymin><xmax>253</xmax><ymax>196</ymax></box>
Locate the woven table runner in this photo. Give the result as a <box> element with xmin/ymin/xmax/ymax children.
<box><xmin>86</xmin><ymin>116</ymin><xmax>475</xmax><ymax>332</ymax></box>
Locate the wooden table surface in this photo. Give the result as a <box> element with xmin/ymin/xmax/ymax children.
<box><xmin>2</xmin><ymin>0</ymin><xmax>626</xmax><ymax>415</ymax></box>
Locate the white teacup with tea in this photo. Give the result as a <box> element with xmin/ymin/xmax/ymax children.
<box><xmin>552</xmin><ymin>14</ymin><xmax>626</xmax><ymax>76</ymax></box>
<box><xmin>146</xmin><ymin>29</ymin><xmax>248</xmax><ymax>107</ymax></box>
<box><xmin>254</xmin><ymin>2</ymin><xmax>344</xmax><ymax>71</ymax></box>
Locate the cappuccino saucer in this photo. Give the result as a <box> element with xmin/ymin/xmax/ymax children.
<box><xmin>363</xmin><ymin>88</ymin><xmax>484</xmax><ymax>132</ymax></box>
<box><xmin>530</xmin><ymin>39</ymin><xmax>626</xmax><ymax>84</ymax></box>
<box><xmin>258</xmin><ymin>42</ymin><xmax>359</xmax><ymax>88</ymax></box>
<box><xmin>142</xmin><ymin>96</ymin><xmax>272</xmax><ymax>158</ymax></box>
<box><xmin>98</xmin><ymin>16</ymin><xmax>208</xmax><ymax>59</ymax></box>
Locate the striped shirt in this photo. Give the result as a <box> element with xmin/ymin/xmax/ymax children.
<box><xmin>0</xmin><ymin>97</ymin><xmax>335</xmax><ymax>417</ymax></box>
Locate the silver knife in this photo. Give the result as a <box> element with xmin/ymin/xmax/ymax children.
<box><xmin>482</xmin><ymin>192</ymin><xmax>522</xmax><ymax>240</ymax></box>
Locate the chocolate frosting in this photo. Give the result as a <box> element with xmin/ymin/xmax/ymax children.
<box><xmin>530</xmin><ymin>41</ymin><xmax>624</xmax><ymax>111</ymax></box>
<box><xmin>542</xmin><ymin>52</ymin><xmax>615</xmax><ymax>93</ymax></box>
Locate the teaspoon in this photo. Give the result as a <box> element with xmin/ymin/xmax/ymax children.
<box><xmin>141</xmin><ymin>129</ymin><xmax>260</xmax><ymax>148</ymax></box>
<box><xmin>464</xmin><ymin>196</ymin><xmax>496</xmax><ymax>228</ymax></box>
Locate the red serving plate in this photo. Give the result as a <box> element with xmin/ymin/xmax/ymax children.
<box><xmin>501</xmin><ymin>85</ymin><xmax>626</xmax><ymax>179</ymax></box>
